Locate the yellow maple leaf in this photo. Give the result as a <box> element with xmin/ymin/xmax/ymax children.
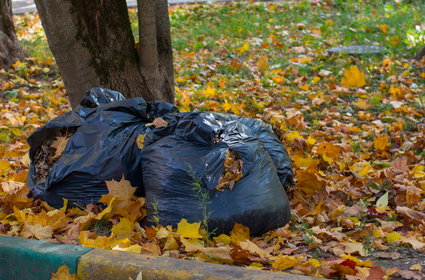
<box><xmin>230</xmin><ymin>223</ymin><xmax>250</xmax><ymax>243</ymax></box>
<box><xmin>105</xmin><ymin>178</ymin><xmax>136</xmax><ymax>200</ymax></box>
<box><xmin>176</xmin><ymin>218</ymin><xmax>203</xmax><ymax>239</ymax></box>
<box><xmin>50</xmin><ymin>265</ymin><xmax>77</xmax><ymax>280</ymax></box>
<box><xmin>111</xmin><ymin>218</ymin><xmax>134</xmax><ymax>239</ymax></box>
<box><xmin>272</xmin><ymin>255</ymin><xmax>303</xmax><ymax>271</ymax></box>
<box><xmin>316</xmin><ymin>142</ymin><xmax>341</xmax><ymax>164</ymax></box>
<box><xmin>374</xmin><ymin>135</ymin><xmax>389</xmax><ymax>152</ymax></box>
<box><xmin>341</xmin><ymin>65</ymin><xmax>366</xmax><ymax>88</ymax></box>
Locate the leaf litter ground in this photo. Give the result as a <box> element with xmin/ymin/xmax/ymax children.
<box><xmin>1</xmin><ymin>1</ymin><xmax>425</xmax><ymax>279</ymax></box>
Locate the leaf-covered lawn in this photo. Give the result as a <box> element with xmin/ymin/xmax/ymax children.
<box><xmin>1</xmin><ymin>1</ymin><xmax>424</xmax><ymax>279</ymax></box>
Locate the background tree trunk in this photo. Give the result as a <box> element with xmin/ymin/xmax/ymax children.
<box><xmin>0</xmin><ymin>0</ymin><xmax>25</xmax><ymax>69</ymax></box>
<box><xmin>34</xmin><ymin>0</ymin><xmax>174</xmax><ymax>108</ymax></box>
<box><xmin>413</xmin><ymin>46</ymin><xmax>425</xmax><ymax>61</ymax></box>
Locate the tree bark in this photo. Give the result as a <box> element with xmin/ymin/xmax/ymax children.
<box><xmin>413</xmin><ymin>46</ymin><xmax>425</xmax><ymax>61</ymax></box>
<box><xmin>0</xmin><ymin>0</ymin><xmax>25</xmax><ymax>69</ymax></box>
<box><xmin>35</xmin><ymin>0</ymin><xmax>174</xmax><ymax>108</ymax></box>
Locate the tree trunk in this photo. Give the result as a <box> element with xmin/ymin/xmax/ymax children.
<box><xmin>0</xmin><ymin>0</ymin><xmax>25</xmax><ymax>69</ymax></box>
<box><xmin>34</xmin><ymin>0</ymin><xmax>174</xmax><ymax>108</ymax></box>
<box><xmin>413</xmin><ymin>46</ymin><xmax>425</xmax><ymax>61</ymax></box>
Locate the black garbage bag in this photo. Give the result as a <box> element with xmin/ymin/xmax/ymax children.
<box><xmin>213</xmin><ymin>113</ymin><xmax>293</xmax><ymax>188</ymax></box>
<box><xmin>141</xmin><ymin>112</ymin><xmax>291</xmax><ymax>236</ymax></box>
<box><xmin>27</xmin><ymin>89</ymin><xmax>178</xmax><ymax>208</ymax></box>
<box><xmin>26</xmin><ymin>88</ymin><xmax>125</xmax><ymax>159</ymax></box>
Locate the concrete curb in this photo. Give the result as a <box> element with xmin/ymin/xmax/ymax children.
<box><xmin>0</xmin><ymin>234</ymin><xmax>92</xmax><ymax>280</ymax></box>
<box><xmin>0</xmin><ymin>234</ymin><xmax>321</xmax><ymax>280</ymax></box>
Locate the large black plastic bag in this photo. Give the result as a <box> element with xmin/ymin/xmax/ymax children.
<box><xmin>26</xmin><ymin>88</ymin><xmax>125</xmax><ymax>158</ymax></box>
<box><xmin>27</xmin><ymin>90</ymin><xmax>178</xmax><ymax>208</ymax></box>
<box><xmin>141</xmin><ymin>112</ymin><xmax>291</xmax><ymax>236</ymax></box>
<box><xmin>213</xmin><ymin>113</ymin><xmax>293</xmax><ymax>188</ymax></box>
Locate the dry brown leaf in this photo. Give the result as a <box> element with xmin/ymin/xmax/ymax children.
<box><xmin>21</xmin><ymin>223</ymin><xmax>53</xmax><ymax>240</ymax></box>
<box><xmin>366</xmin><ymin>266</ymin><xmax>385</xmax><ymax>280</ymax></box>
<box><xmin>395</xmin><ymin>270</ymin><xmax>425</xmax><ymax>280</ymax></box>
<box><xmin>140</xmin><ymin>242</ymin><xmax>161</xmax><ymax>255</ymax></box>
<box><xmin>372</xmin><ymin>251</ymin><xmax>400</xmax><ymax>260</ymax></box>
<box><xmin>238</xmin><ymin>240</ymin><xmax>267</xmax><ymax>258</ymax></box>
<box><xmin>201</xmin><ymin>246</ymin><xmax>233</xmax><ymax>264</ymax></box>
<box><xmin>215</xmin><ymin>150</ymin><xmax>243</xmax><ymax>192</ymax></box>
<box><xmin>1</xmin><ymin>181</ymin><xmax>25</xmax><ymax>193</ymax></box>
<box><xmin>180</xmin><ymin>237</ymin><xmax>204</xmax><ymax>252</ymax></box>
<box><xmin>146</xmin><ymin>117</ymin><xmax>168</xmax><ymax>128</ymax></box>
<box><xmin>163</xmin><ymin>235</ymin><xmax>179</xmax><ymax>250</ymax></box>
<box><xmin>396</xmin><ymin>206</ymin><xmax>425</xmax><ymax>224</ymax></box>
<box><xmin>51</xmin><ymin>136</ymin><xmax>70</xmax><ymax>160</ymax></box>
<box><xmin>400</xmin><ymin>236</ymin><xmax>425</xmax><ymax>250</ymax></box>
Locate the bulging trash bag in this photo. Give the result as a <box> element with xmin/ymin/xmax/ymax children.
<box><xmin>27</xmin><ymin>89</ymin><xmax>178</xmax><ymax>208</ymax></box>
<box><xmin>141</xmin><ymin>112</ymin><xmax>291</xmax><ymax>236</ymax></box>
<box><xmin>213</xmin><ymin>113</ymin><xmax>293</xmax><ymax>188</ymax></box>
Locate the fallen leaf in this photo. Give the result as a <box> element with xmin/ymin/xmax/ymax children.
<box><xmin>366</xmin><ymin>266</ymin><xmax>385</xmax><ymax>280</ymax></box>
<box><xmin>141</xmin><ymin>242</ymin><xmax>161</xmax><ymax>255</ymax></box>
<box><xmin>238</xmin><ymin>240</ymin><xmax>267</xmax><ymax>258</ymax></box>
<box><xmin>372</xmin><ymin>251</ymin><xmax>400</xmax><ymax>260</ymax></box>
<box><xmin>146</xmin><ymin>117</ymin><xmax>168</xmax><ymax>128</ymax></box>
<box><xmin>180</xmin><ymin>237</ymin><xmax>204</xmax><ymax>252</ymax></box>
<box><xmin>51</xmin><ymin>136</ymin><xmax>70</xmax><ymax>159</ymax></box>
<box><xmin>176</xmin><ymin>219</ymin><xmax>203</xmax><ymax>239</ymax></box>
<box><xmin>111</xmin><ymin>218</ymin><xmax>134</xmax><ymax>239</ymax></box>
<box><xmin>50</xmin><ymin>265</ymin><xmax>77</xmax><ymax>280</ymax></box>
<box><xmin>105</xmin><ymin>178</ymin><xmax>136</xmax><ymax>201</ymax></box>
<box><xmin>272</xmin><ymin>255</ymin><xmax>303</xmax><ymax>271</ymax></box>
<box><xmin>385</xmin><ymin>232</ymin><xmax>402</xmax><ymax>243</ymax></box>
<box><xmin>214</xmin><ymin>234</ymin><xmax>231</xmax><ymax>245</ymax></box>
<box><xmin>201</xmin><ymin>246</ymin><xmax>233</xmax><ymax>264</ymax></box>
<box><xmin>230</xmin><ymin>223</ymin><xmax>250</xmax><ymax>243</ymax></box>
<box><xmin>20</xmin><ymin>223</ymin><xmax>53</xmax><ymax>240</ymax></box>
<box><xmin>396</xmin><ymin>206</ymin><xmax>425</xmax><ymax>224</ymax></box>
<box><xmin>136</xmin><ymin>134</ymin><xmax>145</xmax><ymax>149</ymax></box>
<box><xmin>410</xmin><ymin>264</ymin><xmax>422</xmax><ymax>271</ymax></box>
<box><xmin>374</xmin><ymin>136</ymin><xmax>389</xmax><ymax>152</ymax></box>
<box><xmin>341</xmin><ymin>65</ymin><xmax>366</xmax><ymax>88</ymax></box>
